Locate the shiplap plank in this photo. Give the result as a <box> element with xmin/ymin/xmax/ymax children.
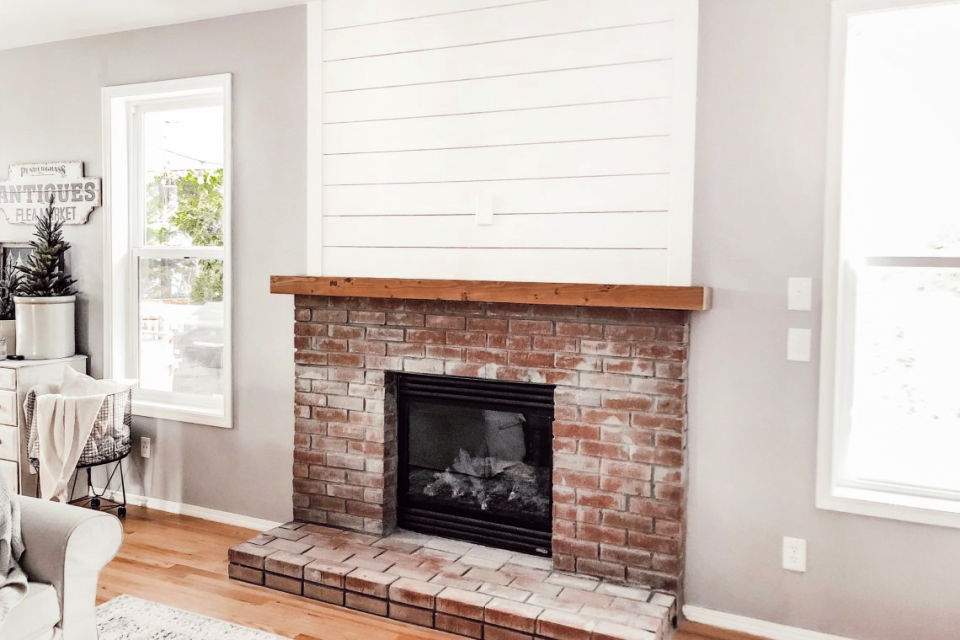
<box><xmin>322</xmin><ymin>247</ymin><xmax>671</xmax><ymax>285</ymax></box>
<box><xmin>322</xmin><ymin>0</ymin><xmax>537</xmax><ymax>30</ymax></box>
<box><xmin>323</xmin><ymin>211</ymin><xmax>670</xmax><ymax>249</ymax></box>
<box><xmin>324</xmin><ymin>100</ymin><xmax>670</xmax><ymax>154</ymax></box>
<box><xmin>324</xmin><ymin>22</ymin><xmax>671</xmax><ymax>92</ymax></box>
<box><xmin>323</xmin><ymin>175</ymin><xmax>670</xmax><ymax>216</ymax></box>
<box><xmin>324</xmin><ymin>137</ymin><xmax>669</xmax><ymax>185</ymax></box>
<box><xmin>324</xmin><ymin>61</ymin><xmax>671</xmax><ymax>123</ymax></box>
<box><xmin>324</xmin><ymin>0</ymin><xmax>672</xmax><ymax>60</ymax></box>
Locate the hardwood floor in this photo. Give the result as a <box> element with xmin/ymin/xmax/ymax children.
<box><xmin>97</xmin><ymin>507</ymin><xmax>753</xmax><ymax>640</ymax></box>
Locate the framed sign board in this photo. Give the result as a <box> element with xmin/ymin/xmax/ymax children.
<box><xmin>0</xmin><ymin>161</ymin><xmax>101</xmax><ymax>224</ymax></box>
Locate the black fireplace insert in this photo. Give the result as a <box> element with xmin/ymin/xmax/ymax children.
<box><xmin>397</xmin><ymin>373</ymin><xmax>554</xmax><ymax>556</ymax></box>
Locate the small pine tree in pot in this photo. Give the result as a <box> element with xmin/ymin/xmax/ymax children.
<box><xmin>0</xmin><ymin>267</ymin><xmax>19</xmax><ymax>357</ymax></box>
<box><xmin>13</xmin><ymin>197</ymin><xmax>78</xmax><ymax>359</ymax></box>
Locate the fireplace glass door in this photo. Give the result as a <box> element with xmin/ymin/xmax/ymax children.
<box><xmin>397</xmin><ymin>373</ymin><xmax>554</xmax><ymax>556</ymax></box>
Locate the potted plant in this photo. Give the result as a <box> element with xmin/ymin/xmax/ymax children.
<box><xmin>0</xmin><ymin>267</ymin><xmax>18</xmax><ymax>357</ymax></box>
<box><xmin>13</xmin><ymin>197</ymin><xmax>77</xmax><ymax>359</ymax></box>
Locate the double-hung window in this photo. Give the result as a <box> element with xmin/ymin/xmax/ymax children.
<box><xmin>103</xmin><ymin>75</ymin><xmax>232</xmax><ymax>428</ymax></box>
<box><xmin>819</xmin><ymin>0</ymin><xmax>960</xmax><ymax>525</ymax></box>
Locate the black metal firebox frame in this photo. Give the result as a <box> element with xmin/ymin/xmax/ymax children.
<box><xmin>396</xmin><ymin>373</ymin><xmax>555</xmax><ymax>557</ymax></box>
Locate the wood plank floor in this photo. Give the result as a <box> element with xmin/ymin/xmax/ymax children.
<box><xmin>97</xmin><ymin>507</ymin><xmax>754</xmax><ymax>640</ymax></box>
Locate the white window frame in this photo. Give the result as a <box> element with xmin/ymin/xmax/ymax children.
<box><xmin>818</xmin><ymin>0</ymin><xmax>960</xmax><ymax>527</ymax></box>
<box><xmin>101</xmin><ymin>74</ymin><xmax>233</xmax><ymax>428</ymax></box>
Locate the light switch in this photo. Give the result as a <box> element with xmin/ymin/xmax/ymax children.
<box><xmin>787</xmin><ymin>277</ymin><xmax>812</xmax><ymax>311</ymax></box>
<box><xmin>787</xmin><ymin>328</ymin><xmax>812</xmax><ymax>362</ymax></box>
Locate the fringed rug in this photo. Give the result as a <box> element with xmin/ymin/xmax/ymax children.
<box><xmin>97</xmin><ymin>595</ymin><xmax>288</xmax><ymax>639</ymax></box>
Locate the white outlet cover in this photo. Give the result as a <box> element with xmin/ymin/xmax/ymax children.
<box><xmin>782</xmin><ymin>536</ymin><xmax>807</xmax><ymax>572</ymax></box>
<box><xmin>787</xmin><ymin>277</ymin><xmax>813</xmax><ymax>311</ymax></box>
<box><xmin>787</xmin><ymin>328</ymin><xmax>812</xmax><ymax>362</ymax></box>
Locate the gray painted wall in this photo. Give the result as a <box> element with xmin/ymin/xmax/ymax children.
<box><xmin>2</xmin><ymin>3</ymin><xmax>958</xmax><ymax>638</ymax></box>
<box><xmin>688</xmin><ymin>2</ymin><xmax>960</xmax><ymax>639</ymax></box>
<box><xmin>0</xmin><ymin>7</ymin><xmax>306</xmax><ymax>523</ymax></box>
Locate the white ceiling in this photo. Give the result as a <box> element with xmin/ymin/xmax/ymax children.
<box><xmin>0</xmin><ymin>0</ymin><xmax>305</xmax><ymax>51</ymax></box>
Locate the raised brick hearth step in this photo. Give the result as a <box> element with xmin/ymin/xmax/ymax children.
<box><xmin>229</xmin><ymin>522</ymin><xmax>676</xmax><ymax>640</ymax></box>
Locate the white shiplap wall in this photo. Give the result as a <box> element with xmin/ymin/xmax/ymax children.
<box><xmin>307</xmin><ymin>0</ymin><xmax>699</xmax><ymax>285</ymax></box>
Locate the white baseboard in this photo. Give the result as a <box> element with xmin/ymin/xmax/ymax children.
<box><xmin>683</xmin><ymin>605</ymin><xmax>855</xmax><ymax>640</ymax></box>
<box><xmin>99</xmin><ymin>488</ymin><xmax>282</xmax><ymax>531</ymax></box>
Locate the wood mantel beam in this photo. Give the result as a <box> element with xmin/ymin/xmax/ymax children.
<box><xmin>270</xmin><ymin>276</ymin><xmax>711</xmax><ymax>311</ymax></box>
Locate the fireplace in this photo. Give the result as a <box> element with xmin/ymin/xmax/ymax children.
<box><xmin>396</xmin><ymin>373</ymin><xmax>554</xmax><ymax>556</ymax></box>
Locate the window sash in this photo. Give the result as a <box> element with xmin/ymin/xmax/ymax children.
<box><xmin>102</xmin><ymin>74</ymin><xmax>232</xmax><ymax>429</ymax></box>
<box><xmin>818</xmin><ymin>0</ymin><xmax>960</xmax><ymax>527</ymax></box>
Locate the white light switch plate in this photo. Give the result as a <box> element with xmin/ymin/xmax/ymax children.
<box><xmin>787</xmin><ymin>328</ymin><xmax>812</xmax><ymax>362</ymax></box>
<box><xmin>787</xmin><ymin>277</ymin><xmax>813</xmax><ymax>311</ymax></box>
<box><xmin>783</xmin><ymin>536</ymin><xmax>807</xmax><ymax>572</ymax></box>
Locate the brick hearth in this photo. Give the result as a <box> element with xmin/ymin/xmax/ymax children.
<box><xmin>229</xmin><ymin>522</ymin><xmax>677</xmax><ymax>640</ymax></box>
<box><xmin>287</xmin><ymin>295</ymin><xmax>689</xmax><ymax>592</ymax></box>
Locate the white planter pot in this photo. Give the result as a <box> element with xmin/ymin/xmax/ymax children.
<box><xmin>14</xmin><ymin>295</ymin><xmax>76</xmax><ymax>360</ymax></box>
<box><xmin>0</xmin><ymin>320</ymin><xmax>15</xmax><ymax>359</ymax></box>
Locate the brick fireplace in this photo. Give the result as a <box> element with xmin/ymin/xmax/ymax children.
<box><xmin>289</xmin><ymin>293</ymin><xmax>689</xmax><ymax>593</ymax></box>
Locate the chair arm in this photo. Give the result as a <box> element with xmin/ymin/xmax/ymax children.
<box><xmin>17</xmin><ymin>496</ymin><xmax>123</xmax><ymax>640</ymax></box>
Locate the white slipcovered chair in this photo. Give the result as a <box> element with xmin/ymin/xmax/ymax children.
<box><xmin>0</xmin><ymin>496</ymin><xmax>123</xmax><ymax>640</ymax></box>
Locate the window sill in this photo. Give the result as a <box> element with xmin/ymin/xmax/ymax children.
<box><xmin>133</xmin><ymin>399</ymin><xmax>230</xmax><ymax>429</ymax></box>
<box><xmin>818</xmin><ymin>484</ymin><xmax>960</xmax><ymax>529</ymax></box>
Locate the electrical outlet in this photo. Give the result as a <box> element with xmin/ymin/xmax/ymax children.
<box><xmin>782</xmin><ymin>536</ymin><xmax>807</xmax><ymax>572</ymax></box>
<box><xmin>140</xmin><ymin>436</ymin><xmax>151</xmax><ymax>459</ymax></box>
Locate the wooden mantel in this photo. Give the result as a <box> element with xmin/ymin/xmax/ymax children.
<box><xmin>270</xmin><ymin>276</ymin><xmax>711</xmax><ymax>311</ymax></box>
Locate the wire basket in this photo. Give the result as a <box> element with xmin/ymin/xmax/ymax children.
<box><xmin>26</xmin><ymin>386</ymin><xmax>133</xmax><ymax>468</ymax></box>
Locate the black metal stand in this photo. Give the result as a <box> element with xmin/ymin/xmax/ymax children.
<box><xmin>32</xmin><ymin>452</ymin><xmax>129</xmax><ymax>517</ymax></box>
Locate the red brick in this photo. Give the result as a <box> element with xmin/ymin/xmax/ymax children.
<box><xmin>580</xmin><ymin>340</ymin><xmax>630</xmax><ymax>357</ymax></box>
<box><xmin>426</xmin><ymin>314</ymin><xmax>466</xmax><ymax>329</ymax></box>
<box><xmin>556</xmin><ymin>322</ymin><xmax>604</xmax><ymax>338</ymax></box>
<box><xmin>553</xmin><ymin>422</ymin><xmax>600</xmax><ymax>440</ymax></box>
<box><xmin>600</xmin><ymin>545</ymin><xmax>653</xmax><ymax>567</ymax></box>
<box><xmin>436</xmin><ymin>613</ymin><xmax>483</xmax><ymax>639</ymax></box>
<box><xmin>386</xmin><ymin>311</ymin><xmax>424</xmax><ymax>326</ymax></box>
<box><xmin>467</xmin><ymin>317</ymin><xmax>508</xmax><ymax>332</ymax></box>
<box><xmin>604</xmin><ymin>325</ymin><xmax>657</xmax><ymax>342</ymax></box>
<box><xmin>389</xmin><ymin>602</ymin><xmax>434</xmax><ymax>626</ymax></box>
<box><xmin>484</xmin><ymin>598</ymin><xmax>543</xmax><ymax>633</ymax></box>
<box><xmin>601</xmin><ymin>394</ymin><xmax>655</xmax><ymax>411</ymax></box>
<box><xmin>578</xmin><ymin>524</ymin><xmax>626</xmax><ymax>546</ymax></box>
<box><xmin>465</xmin><ymin>348</ymin><xmax>508</xmax><ymax>365</ymax></box>
<box><xmin>531</xmin><ymin>336</ymin><xmax>578</xmax><ymax>352</ymax></box>
<box><xmin>446</xmin><ymin>331</ymin><xmax>486</xmax><ymax>347</ymax></box>
<box><xmin>508</xmin><ymin>319</ymin><xmax>553</xmax><ymax>335</ymax></box>
<box><xmin>508</xmin><ymin>351</ymin><xmax>555</xmax><ymax>368</ymax></box>
<box><xmin>405</xmin><ymin>328</ymin><xmax>445</xmax><ymax>344</ymax></box>
<box><xmin>436</xmin><ymin>588</ymin><xmax>492</xmax><ymax>620</ymax></box>
<box><xmin>345</xmin><ymin>592</ymin><xmax>388</xmax><ymax>616</ymax></box>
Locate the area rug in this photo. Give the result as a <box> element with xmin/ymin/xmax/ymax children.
<box><xmin>97</xmin><ymin>595</ymin><xmax>288</xmax><ymax>639</ymax></box>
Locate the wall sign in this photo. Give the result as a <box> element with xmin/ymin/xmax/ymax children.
<box><xmin>0</xmin><ymin>161</ymin><xmax>102</xmax><ymax>225</ymax></box>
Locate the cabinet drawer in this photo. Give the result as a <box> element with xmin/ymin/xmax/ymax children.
<box><xmin>0</xmin><ymin>460</ymin><xmax>17</xmax><ymax>493</ymax></box>
<box><xmin>0</xmin><ymin>390</ymin><xmax>16</xmax><ymax>425</ymax></box>
<box><xmin>0</xmin><ymin>425</ymin><xmax>16</xmax><ymax>461</ymax></box>
<box><xmin>0</xmin><ymin>368</ymin><xmax>15</xmax><ymax>391</ymax></box>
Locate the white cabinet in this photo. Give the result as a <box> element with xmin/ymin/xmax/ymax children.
<box><xmin>0</xmin><ymin>356</ymin><xmax>87</xmax><ymax>495</ymax></box>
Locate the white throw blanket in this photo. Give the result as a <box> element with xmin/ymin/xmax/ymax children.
<box><xmin>0</xmin><ymin>473</ymin><xmax>26</xmax><ymax>623</ymax></box>
<box><xmin>34</xmin><ymin>368</ymin><xmax>127</xmax><ymax>502</ymax></box>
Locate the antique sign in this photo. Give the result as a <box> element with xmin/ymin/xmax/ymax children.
<box><xmin>0</xmin><ymin>161</ymin><xmax>102</xmax><ymax>224</ymax></box>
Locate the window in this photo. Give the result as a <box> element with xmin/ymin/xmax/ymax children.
<box><xmin>103</xmin><ymin>75</ymin><xmax>232</xmax><ymax>428</ymax></box>
<box><xmin>819</xmin><ymin>1</ymin><xmax>960</xmax><ymax>525</ymax></box>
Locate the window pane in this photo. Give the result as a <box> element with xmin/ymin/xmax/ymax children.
<box><xmin>142</xmin><ymin>105</ymin><xmax>224</xmax><ymax>248</ymax></box>
<box><xmin>843</xmin><ymin>5</ymin><xmax>960</xmax><ymax>257</ymax></box>
<box><xmin>846</xmin><ymin>267</ymin><xmax>960</xmax><ymax>492</ymax></box>
<box><xmin>138</xmin><ymin>257</ymin><xmax>225</xmax><ymax>404</ymax></box>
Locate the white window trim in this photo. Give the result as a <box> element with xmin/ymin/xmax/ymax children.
<box><xmin>101</xmin><ymin>74</ymin><xmax>233</xmax><ymax>429</ymax></box>
<box><xmin>817</xmin><ymin>0</ymin><xmax>960</xmax><ymax>527</ymax></box>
